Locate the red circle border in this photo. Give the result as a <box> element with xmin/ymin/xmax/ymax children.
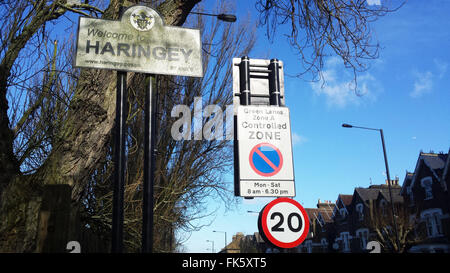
<box><xmin>260</xmin><ymin>198</ymin><xmax>310</xmax><ymax>249</ymax></box>
<box><xmin>249</xmin><ymin>143</ymin><xmax>283</xmax><ymax>177</ymax></box>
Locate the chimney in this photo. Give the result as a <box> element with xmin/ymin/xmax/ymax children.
<box><xmin>385</xmin><ymin>177</ymin><xmax>400</xmax><ymax>186</ymax></box>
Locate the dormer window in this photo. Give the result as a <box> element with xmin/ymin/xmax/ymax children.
<box><xmin>339</xmin><ymin>208</ymin><xmax>347</xmax><ymax>218</ymax></box>
<box><xmin>356</xmin><ymin>203</ymin><xmax>364</xmax><ymax>220</ymax></box>
<box><xmin>421</xmin><ymin>177</ymin><xmax>433</xmax><ymax>200</ymax></box>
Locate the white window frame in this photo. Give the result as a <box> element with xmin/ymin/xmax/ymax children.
<box><xmin>356</xmin><ymin>203</ymin><xmax>364</xmax><ymax>220</ymax></box>
<box><xmin>420</xmin><ymin>176</ymin><xmax>433</xmax><ymax>200</ymax></box>
<box><xmin>321</xmin><ymin>238</ymin><xmax>328</xmax><ymax>251</ymax></box>
<box><xmin>305</xmin><ymin>240</ymin><xmax>313</xmax><ymax>253</ymax></box>
<box><xmin>356</xmin><ymin>228</ymin><xmax>369</xmax><ymax>250</ymax></box>
<box><xmin>421</xmin><ymin>208</ymin><xmax>443</xmax><ymax>238</ymax></box>
<box><xmin>339</xmin><ymin>207</ymin><xmax>347</xmax><ymax>218</ymax></box>
<box><xmin>340</xmin><ymin>232</ymin><xmax>350</xmax><ymax>252</ymax></box>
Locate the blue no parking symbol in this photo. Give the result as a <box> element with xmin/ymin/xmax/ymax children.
<box><xmin>249</xmin><ymin>143</ymin><xmax>283</xmax><ymax>177</ymax></box>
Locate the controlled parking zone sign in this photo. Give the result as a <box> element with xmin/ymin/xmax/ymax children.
<box><xmin>237</xmin><ymin>105</ymin><xmax>295</xmax><ymax>197</ymax></box>
<box><xmin>258</xmin><ymin>198</ymin><xmax>309</xmax><ymax>249</ymax></box>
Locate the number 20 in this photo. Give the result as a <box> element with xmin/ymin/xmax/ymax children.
<box><xmin>271</xmin><ymin>212</ymin><xmax>302</xmax><ymax>232</ymax></box>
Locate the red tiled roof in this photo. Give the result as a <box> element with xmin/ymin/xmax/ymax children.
<box><xmin>338</xmin><ymin>194</ymin><xmax>353</xmax><ymax>206</ymax></box>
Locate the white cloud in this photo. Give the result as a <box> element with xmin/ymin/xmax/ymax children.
<box><xmin>367</xmin><ymin>0</ymin><xmax>381</xmax><ymax>5</ymax></box>
<box><xmin>310</xmin><ymin>57</ymin><xmax>378</xmax><ymax>108</ymax></box>
<box><xmin>410</xmin><ymin>71</ymin><xmax>433</xmax><ymax>98</ymax></box>
<box><xmin>434</xmin><ymin>59</ymin><xmax>448</xmax><ymax>79</ymax></box>
<box><xmin>410</xmin><ymin>59</ymin><xmax>447</xmax><ymax>98</ymax></box>
<box><xmin>292</xmin><ymin>132</ymin><xmax>307</xmax><ymax>146</ymax></box>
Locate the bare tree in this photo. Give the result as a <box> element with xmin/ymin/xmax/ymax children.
<box><xmin>79</xmin><ymin>1</ymin><xmax>256</xmax><ymax>252</ymax></box>
<box><xmin>255</xmin><ymin>0</ymin><xmax>403</xmax><ymax>91</ymax></box>
<box><xmin>0</xmin><ymin>0</ymin><xmax>203</xmax><ymax>252</ymax></box>
<box><xmin>367</xmin><ymin>202</ymin><xmax>424</xmax><ymax>253</ymax></box>
<box><xmin>0</xmin><ymin>0</ymin><xmax>255</xmax><ymax>252</ymax></box>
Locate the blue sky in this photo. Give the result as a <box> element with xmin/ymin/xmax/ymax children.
<box><xmin>182</xmin><ymin>0</ymin><xmax>450</xmax><ymax>253</ymax></box>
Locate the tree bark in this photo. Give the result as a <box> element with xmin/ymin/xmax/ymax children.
<box><xmin>0</xmin><ymin>0</ymin><xmax>201</xmax><ymax>253</ymax></box>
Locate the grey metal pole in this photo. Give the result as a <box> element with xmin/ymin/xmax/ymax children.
<box><xmin>112</xmin><ymin>71</ymin><xmax>127</xmax><ymax>253</ymax></box>
<box><xmin>239</xmin><ymin>56</ymin><xmax>251</xmax><ymax>105</ymax></box>
<box><xmin>379</xmin><ymin>129</ymin><xmax>401</xmax><ymax>252</ymax></box>
<box><xmin>269</xmin><ymin>59</ymin><xmax>281</xmax><ymax>106</ymax></box>
<box><xmin>142</xmin><ymin>74</ymin><xmax>156</xmax><ymax>253</ymax></box>
<box><xmin>224</xmin><ymin>232</ymin><xmax>227</xmax><ymax>252</ymax></box>
<box><xmin>342</xmin><ymin>123</ymin><xmax>401</xmax><ymax>252</ymax></box>
<box><xmin>213</xmin><ymin>230</ymin><xmax>227</xmax><ymax>252</ymax></box>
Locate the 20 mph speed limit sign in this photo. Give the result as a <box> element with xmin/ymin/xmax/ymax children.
<box><xmin>258</xmin><ymin>198</ymin><xmax>309</xmax><ymax>249</ymax></box>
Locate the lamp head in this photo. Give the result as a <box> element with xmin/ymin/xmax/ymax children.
<box><xmin>217</xmin><ymin>14</ymin><xmax>237</xmax><ymax>22</ymax></box>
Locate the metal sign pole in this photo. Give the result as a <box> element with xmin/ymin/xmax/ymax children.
<box><xmin>268</xmin><ymin>59</ymin><xmax>281</xmax><ymax>106</ymax></box>
<box><xmin>112</xmin><ymin>71</ymin><xmax>128</xmax><ymax>253</ymax></box>
<box><xmin>239</xmin><ymin>56</ymin><xmax>251</xmax><ymax>105</ymax></box>
<box><xmin>142</xmin><ymin>74</ymin><xmax>157</xmax><ymax>253</ymax></box>
<box><xmin>234</xmin><ymin>56</ymin><xmax>251</xmax><ymax>197</ymax></box>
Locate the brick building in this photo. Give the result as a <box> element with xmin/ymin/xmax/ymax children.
<box><xmin>298</xmin><ymin>150</ymin><xmax>450</xmax><ymax>253</ymax></box>
<box><xmin>225</xmin><ymin>150</ymin><xmax>449</xmax><ymax>253</ymax></box>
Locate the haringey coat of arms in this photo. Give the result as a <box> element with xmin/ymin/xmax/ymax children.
<box><xmin>130</xmin><ymin>8</ymin><xmax>154</xmax><ymax>31</ymax></box>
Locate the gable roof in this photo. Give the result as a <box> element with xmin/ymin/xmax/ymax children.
<box><xmin>442</xmin><ymin>149</ymin><xmax>450</xmax><ymax>191</ymax></box>
<box><xmin>332</xmin><ymin>194</ymin><xmax>353</xmax><ymax>218</ymax></box>
<box><xmin>305</xmin><ymin>208</ymin><xmax>319</xmax><ymax>224</ymax></box>
<box><xmin>377</xmin><ymin>187</ymin><xmax>404</xmax><ymax>204</ymax></box>
<box><xmin>400</xmin><ymin>171</ymin><xmax>414</xmax><ymax>195</ymax></box>
<box><xmin>354</xmin><ymin>187</ymin><xmax>380</xmax><ymax>204</ymax></box>
<box><xmin>338</xmin><ymin>194</ymin><xmax>353</xmax><ymax>207</ymax></box>
<box><xmin>353</xmin><ymin>183</ymin><xmax>404</xmax><ymax>207</ymax></box>
<box><xmin>410</xmin><ymin>151</ymin><xmax>448</xmax><ymax>191</ymax></box>
<box><xmin>318</xmin><ymin>207</ymin><xmax>335</xmax><ymax>223</ymax></box>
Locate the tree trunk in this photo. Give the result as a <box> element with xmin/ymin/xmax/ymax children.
<box><xmin>0</xmin><ymin>0</ymin><xmax>201</xmax><ymax>253</ymax></box>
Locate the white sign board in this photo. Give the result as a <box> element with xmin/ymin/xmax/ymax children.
<box><xmin>237</xmin><ymin>105</ymin><xmax>295</xmax><ymax>197</ymax></box>
<box><xmin>75</xmin><ymin>5</ymin><xmax>203</xmax><ymax>77</ymax></box>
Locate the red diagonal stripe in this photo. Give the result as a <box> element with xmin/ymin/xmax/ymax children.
<box><xmin>254</xmin><ymin>148</ymin><xmax>280</xmax><ymax>172</ymax></box>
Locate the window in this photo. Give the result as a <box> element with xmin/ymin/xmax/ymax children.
<box><xmin>421</xmin><ymin>177</ymin><xmax>433</xmax><ymax>200</ymax></box>
<box><xmin>305</xmin><ymin>240</ymin><xmax>313</xmax><ymax>253</ymax></box>
<box><xmin>340</xmin><ymin>232</ymin><xmax>350</xmax><ymax>252</ymax></box>
<box><xmin>339</xmin><ymin>208</ymin><xmax>347</xmax><ymax>218</ymax></box>
<box><xmin>321</xmin><ymin>238</ymin><xmax>328</xmax><ymax>251</ymax></box>
<box><xmin>380</xmin><ymin>199</ymin><xmax>387</xmax><ymax>216</ymax></box>
<box><xmin>356</xmin><ymin>203</ymin><xmax>364</xmax><ymax>220</ymax></box>
<box><xmin>356</xmin><ymin>229</ymin><xmax>369</xmax><ymax>250</ymax></box>
<box><xmin>421</xmin><ymin>209</ymin><xmax>443</xmax><ymax>238</ymax></box>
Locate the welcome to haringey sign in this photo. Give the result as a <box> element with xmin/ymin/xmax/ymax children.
<box><xmin>75</xmin><ymin>5</ymin><xmax>203</xmax><ymax>77</ymax></box>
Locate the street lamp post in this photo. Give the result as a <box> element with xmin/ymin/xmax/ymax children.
<box><xmin>342</xmin><ymin>123</ymin><xmax>401</xmax><ymax>252</ymax></box>
<box><xmin>213</xmin><ymin>230</ymin><xmax>227</xmax><ymax>252</ymax></box>
<box><xmin>206</xmin><ymin>240</ymin><xmax>215</xmax><ymax>253</ymax></box>
<box><xmin>190</xmin><ymin>11</ymin><xmax>237</xmax><ymax>22</ymax></box>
